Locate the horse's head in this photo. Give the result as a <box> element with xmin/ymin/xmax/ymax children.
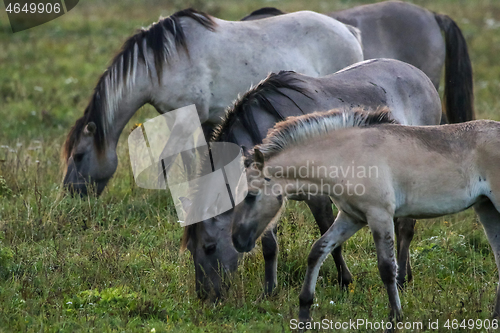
<box><xmin>181</xmin><ymin>209</ymin><xmax>240</xmax><ymax>301</ymax></box>
<box><xmin>231</xmin><ymin>149</ymin><xmax>284</xmax><ymax>253</ymax></box>
<box><xmin>62</xmin><ymin>118</ymin><xmax>117</xmax><ymax>196</ymax></box>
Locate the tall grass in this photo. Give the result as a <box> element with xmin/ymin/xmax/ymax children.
<box><xmin>1</xmin><ymin>0</ymin><xmax>500</xmax><ymax>331</ymax></box>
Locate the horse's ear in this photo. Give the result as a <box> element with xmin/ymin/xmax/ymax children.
<box><xmin>254</xmin><ymin>149</ymin><xmax>265</xmax><ymax>170</ymax></box>
<box><xmin>179</xmin><ymin>196</ymin><xmax>192</xmax><ymax>213</ymax></box>
<box><xmin>84</xmin><ymin>122</ymin><xmax>96</xmax><ymax>136</ymax></box>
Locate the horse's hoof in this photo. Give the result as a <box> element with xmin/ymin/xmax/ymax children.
<box><xmin>298</xmin><ymin>312</ymin><xmax>311</xmax><ymax>325</ymax></box>
<box><xmin>338</xmin><ymin>272</ymin><xmax>353</xmax><ymax>289</ymax></box>
<box><xmin>339</xmin><ymin>277</ymin><xmax>353</xmax><ymax>289</ymax></box>
<box><xmin>253</xmin><ymin>289</ymin><xmax>278</xmax><ymax>304</ymax></box>
<box><xmin>396</xmin><ymin>279</ymin><xmax>407</xmax><ymax>291</ymax></box>
<box><xmin>264</xmin><ymin>286</ymin><xmax>278</xmax><ymax>297</ymax></box>
<box><xmin>384</xmin><ymin>322</ymin><xmax>397</xmax><ymax>333</ymax></box>
<box><xmin>298</xmin><ymin>317</ymin><xmax>312</xmax><ymax>333</ymax></box>
<box><xmin>337</xmin><ymin>272</ymin><xmax>353</xmax><ymax>289</ymax></box>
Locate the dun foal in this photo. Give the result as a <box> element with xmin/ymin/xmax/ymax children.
<box><xmin>231</xmin><ymin>108</ymin><xmax>500</xmax><ymax>325</ymax></box>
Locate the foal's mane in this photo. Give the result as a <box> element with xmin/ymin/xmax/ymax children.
<box><xmin>246</xmin><ymin>107</ymin><xmax>396</xmax><ymax>163</ymax></box>
<box><xmin>211</xmin><ymin>71</ymin><xmax>312</xmax><ymax>144</ymax></box>
<box><xmin>62</xmin><ymin>8</ymin><xmax>216</xmax><ymax>162</ymax></box>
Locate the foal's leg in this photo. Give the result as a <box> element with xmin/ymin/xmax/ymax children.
<box><xmin>395</xmin><ymin>218</ymin><xmax>416</xmax><ymax>287</ymax></box>
<box><xmin>298</xmin><ymin>211</ymin><xmax>365</xmax><ymax>322</ymax></box>
<box><xmin>304</xmin><ymin>195</ymin><xmax>353</xmax><ymax>288</ymax></box>
<box><xmin>369</xmin><ymin>211</ymin><xmax>402</xmax><ymax>324</ymax></box>
<box><xmin>474</xmin><ymin>200</ymin><xmax>500</xmax><ymax>318</ymax></box>
<box><xmin>261</xmin><ymin>225</ymin><xmax>278</xmax><ymax>295</ymax></box>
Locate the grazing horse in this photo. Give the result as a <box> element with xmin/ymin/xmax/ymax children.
<box><xmin>231</xmin><ymin>109</ymin><xmax>500</xmax><ymax>325</ymax></box>
<box><xmin>242</xmin><ymin>0</ymin><xmax>474</xmax><ymax>123</ymax></box>
<box><xmin>62</xmin><ymin>8</ymin><xmax>362</xmax><ymax>195</ymax></box>
<box><xmin>181</xmin><ymin>58</ymin><xmax>460</xmax><ymax>300</ymax></box>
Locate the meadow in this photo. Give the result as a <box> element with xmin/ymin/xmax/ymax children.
<box><xmin>1</xmin><ymin>0</ymin><xmax>500</xmax><ymax>331</ymax></box>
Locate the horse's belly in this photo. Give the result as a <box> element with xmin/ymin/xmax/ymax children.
<box><xmin>395</xmin><ymin>194</ymin><xmax>478</xmax><ymax>219</ymax></box>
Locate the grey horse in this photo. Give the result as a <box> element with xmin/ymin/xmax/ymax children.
<box><xmin>62</xmin><ymin>8</ymin><xmax>362</xmax><ymax>195</ymax></box>
<box><xmin>242</xmin><ymin>0</ymin><xmax>474</xmax><ymax>124</ymax></box>
<box><xmin>181</xmin><ymin>59</ymin><xmax>471</xmax><ymax>301</ymax></box>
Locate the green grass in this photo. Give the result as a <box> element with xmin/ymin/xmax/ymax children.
<box><xmin>1</xmin><ymin>0</ymin><xmax>500</xmax><ymax>331</ymax></box>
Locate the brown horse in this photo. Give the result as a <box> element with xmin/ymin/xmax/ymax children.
<box><xmin>232</xmin><ymin>108</ymin><xmax>500</xmax><ymax>326</ymax></box>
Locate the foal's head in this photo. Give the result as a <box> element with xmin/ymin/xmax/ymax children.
<box><xmin>231</xmin><ymin>107</ymin><xmax>396</xmax><ymax>252</ymax></box>
<box><xmin>231</xmin><ymin>149</ymin><xmax>284</xmax><ymax>253</ymax></box>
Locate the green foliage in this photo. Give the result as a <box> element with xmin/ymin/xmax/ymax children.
<box><xmin>1</xmin><ymin>0</ymin><xmax>500</xmax><ymax>332</ymax></box>
<box><xmin>0</xmin><ymin>176</ymin><xmax>12</xmax><ymax>198</ymax></box>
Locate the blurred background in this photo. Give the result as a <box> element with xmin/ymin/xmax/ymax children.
<box><xmin>0</xmin><ymin>1</ymin><xmax>500</xmax><ymax>331</ymax></box>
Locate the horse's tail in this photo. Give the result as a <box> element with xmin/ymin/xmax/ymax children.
<box><xmin>345</xmin><ymin>24</ymin><xmax>362</xmax><ymax>50</ymax></box>
<box><xmin>434</xmin><ymin>13</ymin><xmax>474</xmax><ymax>123</ymax></box>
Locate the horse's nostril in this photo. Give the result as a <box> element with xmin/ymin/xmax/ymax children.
<box><xmin>203</xmin><ymin>243</ymin><xmax>217</xmax><ymax>255</ymax></box>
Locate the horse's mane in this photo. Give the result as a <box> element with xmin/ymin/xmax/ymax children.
<box><xmin>181</xmin><ymin>71</ymin><xmax>311</xmax><ymax>249</ymax></box>
<box><xmin>211</xmin><ymin>71</ymin><xmax>312</xmax><ymax>144</ymax></box>
<box><xmin>240</xmin><ymin>7</ymin><xmax>286</xmax><ymax>21</ymax></box>
<box><xmin>246</xmin><ymin>107</ymin><xmax>396</xmax><ymax>164</ymax></box>
<box><xmin>62</xmin><ymin>8</ymin><xmax>216</xmax><ymax>162</ymax></box>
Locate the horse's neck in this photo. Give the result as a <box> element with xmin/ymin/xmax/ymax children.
<box><xmin>238</xmin><ymin>105</ymin><xmax>285</xmax><ymax>147</ymax></box>
<box><xmin>148</xmin><ymin>50</ymin><xmax>213</xmax><ymax>125</ymax></box>
<box><xmin>106</xmin><ymin>69</ymin><xmax>152</xmax><ymax>147</ymax></box>
<box><xmin>222</xmin><ymin>116</ymin><xmax>267</xmax><ymax>149</ymax></box>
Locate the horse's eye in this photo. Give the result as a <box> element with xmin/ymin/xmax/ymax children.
<box><xmin>264</xmin><ymin>177</ymin><xmax>271</xmax><ymax>182</ymax></box>
<box><xmin>203</xmin><ymin>243</ymin><xmax>216</xmax><ymax>255</ymax></box>
<box><xmin>73</xmin><ymin>153</ymin><xmax>84</xmax><ymax>163</ymax></box>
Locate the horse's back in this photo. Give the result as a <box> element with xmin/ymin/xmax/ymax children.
<box><xmin>193</xmin><ymin>11</ymin><xmax>363</xmax><ymax>75</ymax></box>
<box><xmin>174</xmin><ymin>11</ymin><xmax>362</xmax><ymax>120</ymax></box>
<box><xmin>346</xmin><ymin>121</ymin><xmax>499</xmax><ymax>217</ymax></box>
<box><xmin>314</xmin><ymin>59</ymin><xmax>441</xmax><ymax>125</ymax></box>
<box><xmin>245</xmin><ymin>59</ymin><xmax>441</xmax><ymax>127</ymax></box>
<box><xmin>329</xmin><ymin>1</ymin><xmax>445</xmax><ymax>87</ymax></box>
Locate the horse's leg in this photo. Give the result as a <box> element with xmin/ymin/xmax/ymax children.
<box><xmin>181</xmin><ymin>123</ymin><xmax>213</xmax><ymax>178</ymax></box>
<box><xmin>159</xmin><ymin>113</ymin><xmax>210</xmax><ymax>181</ymax></box>
<box><xmin>261</xmin><ymin>225</ymin><xmax>278</xmax><ymax>295</ymax></box>
<box><xmin>304</xmin><ymin>195</ymin><xmax>353</xmax><ymax>288</ymax></box>
<box><xmin>394</xmin><ymin>217</ymin><xmax>416</xmax><ymax>288</ymax></box>
<box><xmin>299</xmin><ymin>211</ymin><xmax>364</xmax><ymax>323</ymax></box>
<box><xmin>473</xmin><ymin>200</ymin><xmax>500</xmax><ymax>318</ymax></box>
<box><xmin>369</xmin><ymin>211</ymin><xmax>402</xmax><ymax>326</ymax></box>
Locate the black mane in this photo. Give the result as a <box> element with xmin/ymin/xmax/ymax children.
<box><xmin>240</xmin><ymin>7</ymin><xmax>286</xmax><ymax>21</ymax></box>
<box><xmin>125</xmin><ymin>8</ymin><xmax>216</xmax><ymax>81</ymax></box>
<box><xmin>211</xmin><ymin>71</ymin><xmax>312</xmax><ymax>144</ymax></box>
